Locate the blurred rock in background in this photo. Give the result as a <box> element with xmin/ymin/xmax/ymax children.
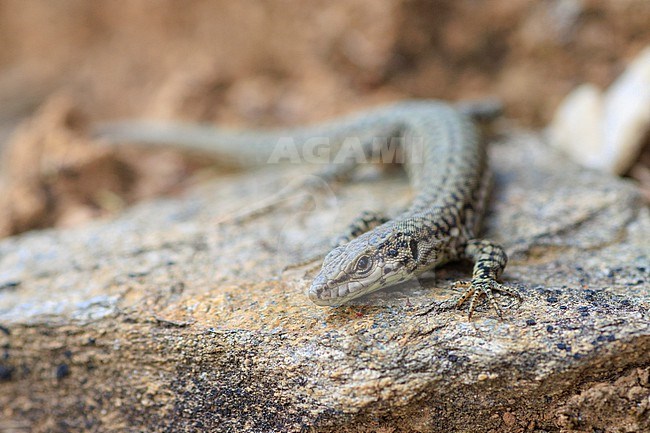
<box><xmin>0</xmin><ymin>0</ymin><xmax>649</xmax><ymax>235</ymax></box>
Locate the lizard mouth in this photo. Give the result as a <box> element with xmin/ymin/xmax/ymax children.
<box><xmin>307</xmin><ymin>275</ymin><xmax>344</xmax><ymax>306</ymax></box>
<box><xmin>307</xmin><ymin>274</ymin><xmax>372</xmax><ymax>306</ymax></box>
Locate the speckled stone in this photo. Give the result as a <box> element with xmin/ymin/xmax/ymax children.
<box><xmin>0</xmin><ymin>131</ymin><xmax>648</xmax><ymax>433</ymax></box>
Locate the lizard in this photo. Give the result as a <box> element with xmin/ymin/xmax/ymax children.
<box><xmin>94</xmin><ymin>100</ymin><xmax>521</xmax><ymax>318</ymax></box>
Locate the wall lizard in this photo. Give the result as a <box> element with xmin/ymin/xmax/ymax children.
<box><xmin>95</xmin><ymin>100</ymin><xmax>520</xmax><ymax>318</ymax></box>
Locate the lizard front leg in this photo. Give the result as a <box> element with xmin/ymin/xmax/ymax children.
<box><xmin>284</xmin><ymin>210</ymin><xmax>389</xmax><ymax>272</ymax></box>
<box><xmin>332</xmin><ymin>210</ymin><xmax>389</xmax><ymax>246</ymax></box>
<box><xmin>454</xmin><ymin>239</ymin><xmax>521</xmax><ymax>319</ymax></box>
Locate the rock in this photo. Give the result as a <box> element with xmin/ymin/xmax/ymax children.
<box><xmin>549</xmin><ymin>46</ymin><xmax>650</xmax><ymax>175</ymax></box>
<box><xmin>0</xmin><ymin>130</ymin><xmax>649</xmax><ymax>433</ymax></box>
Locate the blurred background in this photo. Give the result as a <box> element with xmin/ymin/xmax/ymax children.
<box><xmin>0</xmin><ymin>0</ymin><xmax>649</xmax><ymax>237</ymax></box>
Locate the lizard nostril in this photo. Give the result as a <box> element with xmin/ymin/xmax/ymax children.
<box><xmin>307</xmin><ymin>275</ymin><xmax>327</xmax><ymax>300</ymax></box>
<box><xmin>307</xmin><ymin>283</ymin><xmax>333</xmax><ymax>306</ymax></box>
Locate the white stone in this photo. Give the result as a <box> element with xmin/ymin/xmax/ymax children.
<box><xmin>549</xmin><ymin>46</ymin><xmax>650</xmax><ymax>174</ymax></box>
<box><xmin>547</xmin><ymin>84</ymin><xmax>603</xmax><ymax>169</ymax></box>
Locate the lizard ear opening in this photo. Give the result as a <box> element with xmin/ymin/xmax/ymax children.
<box><xmin>409</xmin><ymin>240</ymin><xmax>419</xmax><ymax>261</ymax></box>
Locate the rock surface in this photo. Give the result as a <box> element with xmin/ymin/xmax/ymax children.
<box><xmin>0</xmin><ymin>130</ymin><xmax>649</xmax><ymax>432</ymax></box>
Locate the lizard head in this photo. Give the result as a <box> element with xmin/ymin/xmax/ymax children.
<box><xmin>307</xmin><ymin>226</ymin><xmax>423</xmax><ymax>306</ymax></box>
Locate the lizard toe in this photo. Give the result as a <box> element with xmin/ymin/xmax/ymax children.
<box><xmin>454</xmin><ymin>278</ymin><xmax>521</xmax><ymax>320</ymax></box>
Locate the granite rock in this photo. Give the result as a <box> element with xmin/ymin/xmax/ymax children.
<box><xmin>0</xmin><ymin>131</ymin><xmax>649</xmax><ymax>432</ymax></box>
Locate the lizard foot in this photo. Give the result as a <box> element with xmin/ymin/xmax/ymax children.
<box><xmin>453</xmin><ymin>279</ymin><xmax>521</xmax><ymax>320</ymax></box>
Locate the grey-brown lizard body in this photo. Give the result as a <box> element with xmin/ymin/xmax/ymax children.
<box><xmin>95</xmin><ymin>100</ymin><xmax>520</xmax><ymax>317</ymax></box>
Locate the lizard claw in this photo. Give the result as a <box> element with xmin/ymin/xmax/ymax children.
<box><xmin>453</xmin><ymin>278</ymin><xmax>521</xmax><ymax>320</ymax></box>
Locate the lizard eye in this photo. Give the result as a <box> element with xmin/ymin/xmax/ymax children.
<box><xmin>355</xmin><ymin>255</ymin><xmax>373</xmax><ymax>273</ymax></box>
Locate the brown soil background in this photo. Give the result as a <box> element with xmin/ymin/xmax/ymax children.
<box><xmin>0</xmin><ymin>0</ymin><xmax>649</xmax><ymax>234</ymax></box>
